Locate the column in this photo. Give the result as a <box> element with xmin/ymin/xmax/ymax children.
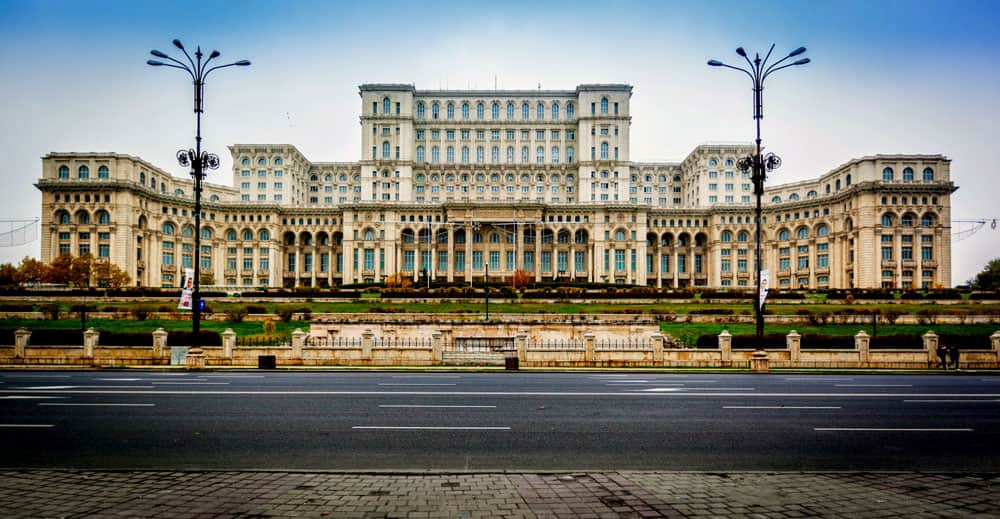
<box><xmin>534</xmin><ymin>228</ymin><xmax>542</xmax><ymax>283</ymax></box>
<box><xmin>447</xmin><ymin>227</ymin><xmax>455</xmax><ymax>283</ymax></box>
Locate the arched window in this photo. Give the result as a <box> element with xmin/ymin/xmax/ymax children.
<box><xmin>845</xmin><ymin>174</ymin><xmax>852</xmax><ymax>186</ymax></box>
<box><xmin>401</xmin><ymin>229</ymin><xmax>415</xmax><ymax>244</ymax></box>
<box><xmin>382</xmin><ymin>97</ymin><xmax>390</xmax><ymax>114</ymax></box>
<box><xmin>815</xmin><ymin>224</ymin><xmax>829</xmax><ymax>237</ymax></box>
<box><xmin>788</xmin><ymin>193</ymin><xmax>800</xmax><ymax>201</ymax></box>
<box><xmin>737</xmin><ymin>231</ymin><xmax>749</xmax><ymax>242</ymax></box>
<box><xmin>382</xmin><ymin>141</ymin><xmax>390</xmax><ymax>159</ymax></box>
<box><xmin>600</xmin><ymin>142</ymin><xmax>608</xmax><ymax>159</ymax></box>
<box><xmin>601</xmin><ymin>97</ymin><xmax>609</xmax><ymax>114</ymax></box>
<box><xmin>476</xmin><ymin>102</ymin><xmax>484</xmax><ymax>120</ymax></box>
<box><xmin>882</xmin><ymin>167</ymin><xmax>894</xmax><ymax>181</ymax></box>
<box><xmin>257</xmin><ymin>158</ymin><xmax>267</xmax><ymax>166</ymax></box>
<box><xmin>415</xmin><ymin>173</ymin><xmax>426</xmax><ymax>183</ymax></box>
<box><xmin>416</xmin><ymin>146</ymin><xmax>425</xmax><ymax>162</ymax></box>
<box><xmin>552</xmin><ymin>103</ymin><xmax>560</xmax><ymax>120</ymax></box>
<box><xmin>921</xmin><ymin>213</ymin><xmax>935</xmax><ymax>227</ymax></box>
<box><xmin>796</xmin><ymin>227</ymin><xmax>809</xmax><ymax>239</ymax></box>
<box><xmin>771</xmin><ymin>196</ymin><xmax>782</xmax><ymax>203</ymax></box>
<box><xmin>182</xmin><ymin>225</ymin><xmax>194</xmax><ymax>237</ymax></box>
<box><xmin>461</xmin><ymin>146</ymin><xmax>470</xmax><ymax>163</ymax></box>
<box><xmin>97</xmin><ymin>211</ymin><xmax>110</xmax><ymax>224</ymax></box>
<box><xmin>431</xmin><ymin>102</ymin><xmax>440</xmax><ymax>119</ymax></box>
<box><xmin>900</xmin><ymin>214</ymin><xmax>914</xmax><ymax>226</ymax></box>
<box><xmin>210</xmin><ymin>195</ymin><xmax>219</xmax><ymax>202</ymax></box>
<box><xmin>491</xmin><ymin>146</ymin><xmax>499</xmax><ymax>163</ymax></box>
<box><xmin>521</xmin><ymin>146</ymin><xmax>529</xmax><ymax>163</ymax></box>
<box><xmin>521</xmin><ymin>102</ymin><xmax>529</xmax><ymax>120</ymax></box>
<box><xmin>551</xmin><ymin>146</ymin><xmax>560</xmax><ymax>164</ymax></box>
<box><xmin>431</xmin><ymin>146</ymin><xmax>440</xmax><ymax>163</ymax></box>
<box><xmin>491</xmin><ymin>102</ymin><xmax>499</xmax><ymax>120</ymax></box>
<box><xmin>567</xmin><ymin>146</ymin><xmax>575</xmax><ymax>163</ymax></box>
<box><xmin>416</xmin><ymin>102</ymin><xmax>425</xmax><ymax>119</ymax></box>
<box><xmin>454</xmin><ymin>229</ymin><xmax>466</xmax><ymax>244</ymax></box>
<box><xmin>259</xmin><ymin>230</ymin><xmax>270</xmax><ymax>241</ymax></box>
<box><xmin>807</xmin><ymin>190</ymin><xmax>817</xmax><ymax>198</ymax></box>
<box><xmin>881</xmin><ymin>213</ymin><xmax>895</xmax><ymax>226</ymax></box>
<box><xmin>58</xmin><ymin>165</ymin><xmax>69</xmax><ymax>179</ymax></box>
<box><xmin>488</xmin><ymin>232</ymin><xmax>500</xmax><ymax>244</ymax></box>
<box><xmin>242</xmin><ymin>229</ymin><xmax>253</xmax><ymax>241</ymax></box>
<box><xmin>226</xmin><ymin>229</ymin><xmax>237</xmax><ymax>240</ymax></box>
<box><xmin>97</xmin><ymin>165</ymin><xmax>109</xmax><ymax>179</ymax></box>
<box><xmin>506</xmin><ymin>146</ymin><xmax>514</xmax><ymax>163</ymax></box>
<box><xmin>923</xmin><ymin>167</ymin><xmax>934</xmax><ymax>181</ymax></box>
<box><xmin>473</xmin><ymin>232</ymin><xmax>483</xmax><ymax>244</ymax></box>
<box><xmin>462</xmin><ymin>102</ymin><xmax>470</xmax><ymax>120</ymax></box>
<box><xmin>162</xmin><ymin>222</ymin><xmax>175</xmax><ymax>235</ymax></box>
<box><xmin>614</xmin><ymin>229</ymin><xmax>626</xmax><ymax>241</ymax></box>
<box><xmin>201</xmin><ymin>228</ymin><xmax>212</xmax><ymax>240</ymax></box>
<box><xmin>835</xmin><ymin>179</ymin><xmax>841</xmax><ymax>190</ymax></box>
<box><xmin>903</xmin><ymin>167</ymin><xmax>914</xmax><ymax>181</ymax></box>
<box><xmin>364</xmin><ymin>229</ymin><xmax>375</xmax><ymax>241</ymax></box>
<box><xmin>536</xmin><ymin>146</ymin><xmax>544</xmax><ymax>163</ymax></box>
<box><xmin>446</xmin><ymin>102</ymin><xmax>454</xmax><ymax>120</ymax></box>
<box><xmin>58</xmin><ymin>211</ymin><xmax>70</xmax><ymax>224</ymax></box>
<box><xmin>574</xmin><ymin>229</ymin><xmax>588</xmax><ymax>244</ymax></box>
<box><xmin>78</xmin><ymin>165</ymin><xmax>89</xmax><ymax>179</ymax></box>
<box><xmin>721</xmin><ymin>231</ymin><xmax>732</xmax><ymax>242</ymax></box>
<box><xmin>778</xmin><ymin>229</ymin><xmax>791</xmax><ymax>241</ymax></box>
<box><xmin>476</xmin><ymin>146</ymin><xmax>485</xmax><ymax>163</ymax></box>
<box><xmin>536</xmin><ymin>102</ymin><xmax>544</xmax><ymax>120</ymax></box>
<box><xmin>274</xmin><ymin>157</ymin><xmax>282</xmax><ymax>165</ymax></box>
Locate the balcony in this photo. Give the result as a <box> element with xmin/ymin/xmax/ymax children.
<box><xmin>922</xmin><ymin>260</ymin><xmax>938</xmax><ymax>268</ymax></box>
<box><xmin>161</xmin><ymin>264</ymin><xmax>176</xmax><ymax>273</ymax></box>
<box><xmin>881</xmin><ymin>261</ymin><xmax>897</xmax><ymax>268</ymax></box>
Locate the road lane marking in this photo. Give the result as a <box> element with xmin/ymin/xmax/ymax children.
<box><xmin>0</xmin><ymin>396</ymin><xmax>65</xmax><ymax>399</ymax></box>
<box><xmin>724</xmin><ymin>406</ymin><xmax>841</xmax><ymax>409</ymax></box>
<box><xmin>352</xmin><ymin>426</ymin><xmax>510</xmax><ymax>430</ymax></box>
<box><xmin>784</xmin><ymin>377</ymin><xmax>853</xmax><ymax>381</ymax></box>
<box><xmin>390</xmin><ymin>375</ymin><xmax>461</xmax><ymax>379</ymax></box>
<box><xmin>200</xmin><ymin>375</ymin><xmax>265</xmax><ymax>378</ymax></box>
<box><xmin>97</xmin><ymin>378</ymin><xmax>144</xmax><ymax>382</ymax></box>
<box><xmin>679</xmin><ymin>387</ymin><xmax>756</xmax><ymax>391</ymax></box>
<box><xmin>379</xmin><ymin>405</ymin><xmax>496</xmax><ymax>408</ymax></box>
<box><xmin>4</xmin><ymin>389</ymin><xmax>1000</xmax><ymax>398</ymax></box>
<box><xmin>377</xmin><ymin>383</ymin><xmax>457</xmax><ymax>386</ymax></box>
<box><xmin>2</xmin><ymin>375</ymin><xmax>71</xmax><ymax>378</ymax></box>
<box><xmin>639</xmin><ymin>388</ymin><xmax>684</xmax><ymax>392</ymax></box>
<box><xmin>38</xmin><ymin>403</ymin><xmax>155</xmax><ymax>407</ymax></box>
<box><xmin>0</xmin><ymin>424</ymin><xmax>55</xmax><ymax>428</ymax></box>
<box><xmin>153</xmin><ymin>382</ymin><xmax>230</xmax><ymax>385</ymax></box>
<box><xmin>835</xmin><ymin>384</ymin><xmax>912</xmax><ymax>388</ymax></box>
<box><xmin>815</xmin><ymin>428</ymin><xmax>973</xmax><ymax>432</ymax></box>
<box><xmin>904</xmin><ymin>399</ymin><xmax>1000</xmax><ymax>403</ymax></box>
<box><xmin>14</xmin><ymin>386</ymin><xmax>77</xmax><ymax>390</ymax></box>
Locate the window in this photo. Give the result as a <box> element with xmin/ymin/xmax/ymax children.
<box><xmin>551</xmin><ymin>146</ymin><xmax>560</xmax><ymax>164</ymax></box>
<box><xmin>796</xmin><ymin>227</ymin><xmax>809</xmax><ymax>239</ymax></box>
<box><xmin>506</xmin><ymin>102</ymin><xmax>514</xmax><ymax>120</ymax></box>
<box><xmin>431</xmin><ymin>146</ymin><xmax>440</xmax><ymax>163</ymax></box>
<box><xmin>58</xmin><ymin>165</ymin><xmax>69</xmax><ymax>179</ymax></box>
<box><xmin>536</xmin><ymin>146</ymin><xmax>544</xmax><ymax>163</ymax></box>
<box><xmin>431</xmin><ymin>103</ymin><xmax>440</xmax><ymax>119</ymax></box>
<box><xmin>903</xmin><ymin>167</ymin><xmax>914</xmax><ymax>181</ymax></box>
<box><xmin>536</xmin><ymin>102</ymin><xmax>544</xmax><ymax>120</ymax></box>
<box><xmin>476</xmin><ymin>102</ymin><xmax>484</xmax><ymax>120</ymax></box>
<box><xmin>416</xmin><ymin>102</ymin><xmax>425</xmax><ymax>119</ymax></box>
<box><xmin>416</xmin><ymin>146</ymin><xmax>425</xmax><ymax>162</ymax></box>
<box><xmin>600</xmin><ymin>142</ymin><xmax>608</xmax><ymax>159</ymax></box>
<box><xmin>97</xmin><ymin>165</ymin><xmax>109</xmax><ymax>179</ymax></box>
<box><xmin>882</xmin><ymin>167</ymin><xmax>894</xmax><ymax>181</ymax></box>
<box><xmin>78</xmin><ymin>165</ymin><xmax>89</xmax><ymax>179</ymax></box>
<box><xmin>923</xmin><ymin>167</ymin><xmax>934</xmax><ymax>181</ymax></box>
<box><xmin>491</xmin><ymin>102</ymin><xmax>500</xmax><ymax>120</ymax></box>
<box><xmin>600</xmin><ymin>97</ymin><xmax>608</xmax><ymax>114</ymax></box>
<box><xmin>462</xmin><ymin>102</ymin><xmax>470</xmax><ymax>119</ymax></box>
<box><xmin>447</xmin><ymin>102</ymin><xmax>454</xmax><ymax>120</ymax></box>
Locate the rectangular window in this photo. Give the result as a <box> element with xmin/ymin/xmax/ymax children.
<box><xmin>287</xmin><ymin>253</ymin><xmax>296</xmax><ymax>272</ymax></box>
<box><xmin>575</xmin><ymin>251</ymin><xmax>585</xmax><ymax>272</ymax></box>
<box><xmin>472</xmin><ymin>251</ymin><xmax>483</xmax><ymax>270</ymax></box>
<box><xmin>438</xmin><ymin>251</ymin><xmax>448</xmax><ymax>272</ymax></box>
<box><xmin>881</xmin><ymin>247</ymin><xmax>893</xmax><ymax>261</ymax></box>
<box><xmin>614</xmin><ymin>249</ymin><xmax>625</xmax><ymax>271</ymax></box>
<box><xmin>454</xmin><ymin>251</ymin><xmax>465</xmax><ymax>271</ymax></box>
<box><xmin>921</xmin><ymin>246</ymin><xmax>933</xmax><ymax>260</ymax></box>
<box><xmin>541</xmin><ymin>251</ymin><xmax>552</xmax><ymax>272</ymax></box>
<box><xmin>320</xmin><ymin>252</ymin><xmax>329</xmax><ymax>273</ymax></box>
<box><xmin>523</xmin><ymin>251</ymin><xmax>534</xmax><ymax>270</ymax></box>
<box><xmin>489</xmin><ymin>251</ymin><xmax>500</xmax><ymax>271</ymax></box>
<box><xmin>364</xmin><ymin>249</ymin><xmax>374</xmax><ymax>270</ymax></box>
<box><xmin>779</xmin><ymin>258</ymin><xmax>791</xmax><ymax>271</ymax></box>
<box><xmin>901</xmin><ymin>246</ymin><xmax>913</xmax><ymax>260</ymax></box>
<box><xmin>404</xmin><ymin>251</ymin><xmax>415</xmax><ymax>271</ymax></box>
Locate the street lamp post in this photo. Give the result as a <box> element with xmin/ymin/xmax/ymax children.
<box><xmin>147</xmin><ymin>39</ymin><xmax>250</xmax><ymax>336</ymax></box>
<box><xmin>708</xmin><ymin>44</ymin><xmax>809</xmax><ymax>346</ymax></box>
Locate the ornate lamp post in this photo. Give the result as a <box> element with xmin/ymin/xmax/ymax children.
<box><xmin>147</xmin><ymin>39</ymin><xmax>250</xmax><ymax>335</ymax></box>
<box><xmin>708</xmin><ymin>44</ymin><xmax>809</xmax><ymax>345</ymax></box>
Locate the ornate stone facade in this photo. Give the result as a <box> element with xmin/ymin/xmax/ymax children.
<box><xmin>36</xmin><ymin>84</ymin><xmax>956</xmax><ymax>289</ymax></box>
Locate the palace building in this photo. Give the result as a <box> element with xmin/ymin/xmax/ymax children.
<box><xmin>36</xmin><ymin>84</ymin><xmax>956</xmax><ymax>290</ymax></box>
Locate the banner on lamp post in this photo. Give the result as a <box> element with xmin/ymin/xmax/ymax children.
<box><xmin>759</xmin><ymin>269</ymin><xmax>770</xmax><ymax>308</ymax></box>
<box><xmin>178</xmin><ymin>267</ymin><xmax>194</xmax><ymax>310</ymax></box>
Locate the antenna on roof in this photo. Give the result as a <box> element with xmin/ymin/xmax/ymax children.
<box><xmin>494</xmin><ymin>75</ymin><xmax>497</xmax><ymax>90</ymax></box>
<box><xmin>538</xmin><ymin>82</ymin><xmax>541</xmax><ymax>90</ymax></box>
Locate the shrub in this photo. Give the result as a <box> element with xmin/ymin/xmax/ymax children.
<box><xmin>225</xmin><ymin>306</ymin><xmax>248</xmax><ymax>323</ymax></box>
<box><xmin>0</xmin><ymin>303</ymin><xmax>34</xmax><ymax>312</ymax></box>
<box><xmin>98</xmin><ymin>331</ymin><xmax>153</xmax><ymax>347</ymax></box>
<box><xmin>167</xmin><ymin>330</ymin><xmax>221</xmax><ymax>347</ymax></box>
<box><xmin>689</xmin><ymin>308</ymin><xmax>734</xmax><ymax>315</ymax></box>
<box><xmin>731</xmin><ymin>333</ymin><xmax>787</xmax><ymax>349</ymax></box>
<box><xmin>130</xmin><ymin>305</ymin><xmax>155</xmax><ymax>321</ymax></box>
<box><xmin>27</xmin><ymin>329</ymin><xmax>83</xmax><ymax>345</ymax></box>
<box><xmin>800</xmin><ymin>335</ymin><xmax>854</xmax><ymax>349</ymax></box>
<box><xmin>40</xmin><ymin>303</ymin><xmax>60</xmax><ymax>320</ymax></box>
<box><xmin>245</xmin><ymin>305</ymin><xmax>269</xmax><ymax>314</ymax></box>
<box><xmin>262</xmin><ymin>320</ymin><xmax>277</xmax><ymax>334</ymax></box>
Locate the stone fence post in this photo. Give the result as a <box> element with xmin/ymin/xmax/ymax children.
<box><xmin>291</xmin><ymin>329</ymin><xmax>306</xmax><ymax>360</ymax></box>
<box><xmin>786</xmin><ymin>330</ymin><xmax>801</xmax><ymax>364</ymax></box>
<box><xmin>152</xmin><ymin>328</ymin><xmax>168</xmax><ymax>359</ymax></box>
<box><xmin>992</xmin><ymin>331</ymin><xmax>1000</xmax><ymax>351</ymax></box>
<box><xmin>922</xmin><ymin>331</ymin><xmax>939</xmax><ymax>365</ymax></box>
<box><xmin>584</xmin><ymin>332</ymin><xmax>595</xmax><ymax>363</ymax></box>
<box><xmin>14</xmin><ymin>328</ymin><xmax>30</xmax><ymax>358</ymax></box>
<box><xmin>362</xmin><ymin>329</ymin><xmax>374</xmax><ymax>361</ymax></box>
<box><xmin>855</xmin><ymin>330</ymin><xmax>870</xmax><ymax>366</ymax></box>
<box><xmin>515</xmin><ymin>333</ymin><xmax>528</xmax><ymax>362</ymax></box>
<box><xmin>221</xmin><ymin>328</ymin><xmax>235</xmax><ymax>360</ymax></box>
<box><xmin>718</xmin><ymin>330</ymin><xmax>732</xmax><ymax>364</ymax></box>
<box><xmin>431</xmin><ymin>332</ymin><xmax>443</xmax><ymax>364</ymax></box>
<box><xmin>83</xmin><ymin>328</ymin><xmax>99</xmax><ymax>358</ymax></box>
<box><xmin>651</xmin><ymin>333</ymin><xmax>664</xmax><ymax>364</ymax></box>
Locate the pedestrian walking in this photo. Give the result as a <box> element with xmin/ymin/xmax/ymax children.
<box><xmin>948</xmin><ymin>344</ymin><xmax>960</xmax><ymax>370</ymax></box>
<box><xmin>936</xmin><ymin>342</ymin><xmax>949</xmax><ymax>369</ymax></box>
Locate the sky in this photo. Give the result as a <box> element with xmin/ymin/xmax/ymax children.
<box><xmin>0</xmin><ymin>0</ymin><xmax>998</xmax><ymax>285</ymax></box>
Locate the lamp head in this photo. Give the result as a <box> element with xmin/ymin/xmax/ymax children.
<box><xmin>147</xmin><ymin>60</ymin><xmax>164</xmax><ymax>66</ymax></box>
<box><xmin>788</xmin><ymin>46</ymin><xmax>807</xmax><ymax>57</ymax></box>
<box><xmin>235</xmin><ymin>60</ymin><xmax>251</xmax><ymax>66</ymax></box>
<box><xmin>209</xmin><ymin>50</ymin><xmax>220</xmax><ymax>59</ymax></box>
<box><xmin>150</xmin><ymin>50</ymin><xmax>168</xmax><ymax>58</ymax></box>
<box><xmin>793</xmin><ymin>58</ymin><xmax>811</xmax><ymax>66</ymax></box>
<box><xmin>707</xmin><ymin>59</ymin><xmax>724</xmax><ymax>67</ymax></box>
<box><xmin>736</xmin><ymin>47</ymin><xmax>747</xmax><ymax>57</ymax></box>
<box><xmin>172</xmin><ymin>39</ymin><xmax>184</xmax><ymax>50</ymax></box>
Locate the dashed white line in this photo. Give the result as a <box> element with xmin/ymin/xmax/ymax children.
<box><xmin>38</xmin><ymin>403</ymin><xmax>156</xmax><ymax>407</ymax></box>
<box><xmin>0</xmin><ymin>424</ymin><xmax>54</xmax><ymax>428</ymax></box>
<box><xmin>153</xmin><ymin>382</ymin><xmax>230</xmax><ymax>385</ymax></box>
<box><xmin>815</xmin><ymin>428</ymin><xmax>973</xmax><ymax>432</ymax></box>
<box><xmin>835</xmin><ymin>384</ymin><xmax>913</xmax><ymax>388</ymax></box>
<box><xmin>377</xmin><ymin>383</ymin><xmax>457</xmax><ymax>386</ymax></box>
<box><xmin>390</xmin><ymin>375</ymin><xmax>462</xmax><ymax>379</ymax></box>
<box><xmin>352</xmin><ymin>426</ymin><xmax>510</xmax><ymax>430</ymax></box>
<box><xmin>903</xmin><ymin>399</ymin><xmax>1000</xmax><ymax>403</ymax></box>
<box><xmin>379</xmin><ymin>405</ymin><xmax>496</xmax><ymax>408</ymax></box>
<box><xmin>724</xmin><ymin>406</ymin><xmax>842</xmax><ymax>409</ymax></box>
<box><xmin>0</xmin><ymin>395</ymin><xmax>65</xmax><ymax>400</ymax></box>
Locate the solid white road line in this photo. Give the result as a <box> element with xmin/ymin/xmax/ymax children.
<box><xmin>97</xmin><ymin>378</ymin><xmax>144</xmax><ymax>382</ymax></box>
<box><xmin>815</xmin><ymin>428</ymin><xmax>973</xmax><ymax>432</ymax></box>
<box><xmin>0</xmin><ymin>424</ymin><xmax>54</xmax><ymax>428</ymax></box>
<box><xmin>680</xmin><ymin>387</ymin><xmax>756</xmax><ymax>391</ymax></box>
<box><xmin>904</xmin><ymin>399</ymin><xmax>1000</xmax><ymax>403</ymax></box>
<box><xmin>4</xmin><ymin>389</ymin><xmax>1000</xmax><ymax>398</ymax></box>
<box><xmin>723</xmin><ymin>406</ymin><xmax>842</xmax><ymax>409</ymax></box>
<box><xmin>38</xmin><ymin>403</ymin><xmax>155</xmax><ymax>407</ymax></box>
<box><xmin>835</xmin><ymin>384</ymin><xmax>913</xmax><ymax>388</ymax></box>
<box><xmin>352</xmin><ymin>426</ymin><xmax>510</xmax><ymax>430</ymax></box>
<box><xmin>379</xmin><ymin>405</ymin><xmax>496</xmax><ymax>408</ymax></box>
<box><xmin>153</xmin><ymin>382</ymin><xmax>229</xmax><ymax>385</ymax></box>
<box><xmin>784</xmin><ymin>377</ymin><xmax>854</xmax><ymax>381</ymax></box>
<box><xmin>200</xmin><ymin>375</ymin><xmax>265</xmax><ymax>378</ymax></box>
<box><xmin>377</xmin><ymin>383</ymin><xmax>457</xmax><ymax>386</ymax></box>
<box><xmin>390</xmin><ymin>375</ymin><xmax>462</xmax><ymax>378</ymax></box>
<box><xmin>2</xmin><ymin>375</ymin><xmax>71</xmax><ymax>378</ymax></box>
<box><xmin>0</xmin><ymin>395</ymin><xmax>65</xmax><ymax>399</ymax></box>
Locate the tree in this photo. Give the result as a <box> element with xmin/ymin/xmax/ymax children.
<box><xmin>971</xmin><ymin>258</ymin><xmax>1000</xmax><ymax>290</ymax></box>
<box><xmin>511</xmin><ymin>269</ymin><xmax>532</xmax><ymax>290</ymax></box>
<box><xmin>92</xmin><ymin>258</ymin><xmax>131</xmax><ymax>289</ymax></box>
<box><xmin>200</xmin><ymin>271</ymin><xmax>215</xmax><ymax>286</ymax></box>
<box><xmin>46</xmin><ymin>254</ymin><xmax>73</xmax><ymax>284</ymax></box>
<box><xmin>69</xmin><ymin>253</ymin><xmax>95</xmax><ymax>288</ymax></box>
<box><xmin>0</xmin><ymin>262</ymin><xmax>17</xmax><ymax>286</ymax></box>
<box><xmin>384</xmin><ymin>272</ymin><xmax>412</xmax><ymax>289</ymax></box>
<box><xmin>15</xmin><ymin>256</ymin><xmax>48</xmax><ymax>286</ymax></box>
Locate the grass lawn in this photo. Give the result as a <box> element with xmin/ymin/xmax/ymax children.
<box><xmin>0</xmin><ymin>318</ymin><xmax>306</xmax><ymax>337</ymax></box>
<box><xmin>662</xmin><ymin>322</ymin><xmax>999</xmax><ymax>347</ymax></box>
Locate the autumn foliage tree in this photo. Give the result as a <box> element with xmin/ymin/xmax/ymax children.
<box><xmin>15</xmin><ymin>256</ymin><xmax>49</xmax><ymax>286</ymax></box>
<box><xmin>510</xmin><ymin>269</ymin><xmax>532</xmax><ymax>290</ymax></box>
<box><xmin>384</xmin><ymin>272</ymin><xmax>413</xmax><ymax>289</ymax></box>
<box><xmin>92</xmin><ymin>258</ymin><xmax>131</xmax><ymax>289</ymax></box>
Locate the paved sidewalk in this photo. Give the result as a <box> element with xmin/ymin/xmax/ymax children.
<box><xmin>0</xmin><ymin>470</ymin><xmax>997</xmax><ymax>518</ymax></box>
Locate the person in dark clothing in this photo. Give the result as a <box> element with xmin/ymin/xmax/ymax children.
<box><xmin>936</xmin><ymin>343</ymin><xmax>949</xmax><ymax>369</ymax></box>
<box><xmin>948</xmin><ymin>344</ymin><xmax>960</xmax><ymax>370</ymax></box>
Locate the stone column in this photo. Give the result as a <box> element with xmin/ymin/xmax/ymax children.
<box><xmin>718</xmin><ymin>330</ymin><xmax>732</xmax><ymax>364</ymax></box>
<box><xmin>83</xmin><ymin>328</ymin><xmax>99</xmax><ymax>358</ymax></box>
<box><xmin>221</xmin><ymin>328</ymin><xmax>235</xmax><ymax>360</ymax></box>
<box><xmin>922</xmin><ymin>330</ymin><xmax>939</xmax><ymax>365</ymax></box>
<box><xmin>14</xmin><ymin>328</ymin><xmax>30</xmax><ymax>358</ymax></box>
<box><xmin>786</xmin><ymin>330</ymin><xmax>801</xmax><ymax>365</ymax></box>
<box><xmin>431</xmin><ymin>331</ymin><xmax>443</xmax><ymax>364</ymax></box>
<box><xmin>447</xmin><ymin>227</ymin><xmax>455</xmax><ymax>283</ymax></box>
<box><xmin>516</xmin><ymin>332</ymin><xmax>528</xmax><ymax>362</ymax></box>
<box><xmin>584</xmin><ymin>332</ymin><xmax>595</xmax><ymax>363</ymax></box>
<box><xmin>651</xmin><ymin>333</ymin><xmax>664</xmax><ymax>364</ymax></box>
<box><xmin>991</xmin><ymin>331</ymin><xmax>1000</xmax><ymax>366</ymax></box>
<box><xmin>152</xmin><ymin>327</ymin><xmax>168</xmax><ymax>359</ymax></box>
<box><xmin>291</xmin><ymin>328</ymin><xmax>306</xmax><ymax>361</ymax></box>
<box><xmin>362</xmin><ymin>329</ymin><xmax>374</xmax><ymax>361</ymax></box>
<box><xmin>856</xmin><ymin>330</ymin><xmax>870</xmax><ymax>366</ymax></box>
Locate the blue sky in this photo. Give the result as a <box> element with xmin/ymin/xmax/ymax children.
<box><xmin>1</xmin><ymin>0</ymin><xmax>998</xmax><ymax>284</ymax></box>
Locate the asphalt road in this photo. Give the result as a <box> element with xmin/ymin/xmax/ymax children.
<box><xmin>2</xmin><ymin>370</ymin><xmax>999</xmax><ymax>471</ymax></box>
